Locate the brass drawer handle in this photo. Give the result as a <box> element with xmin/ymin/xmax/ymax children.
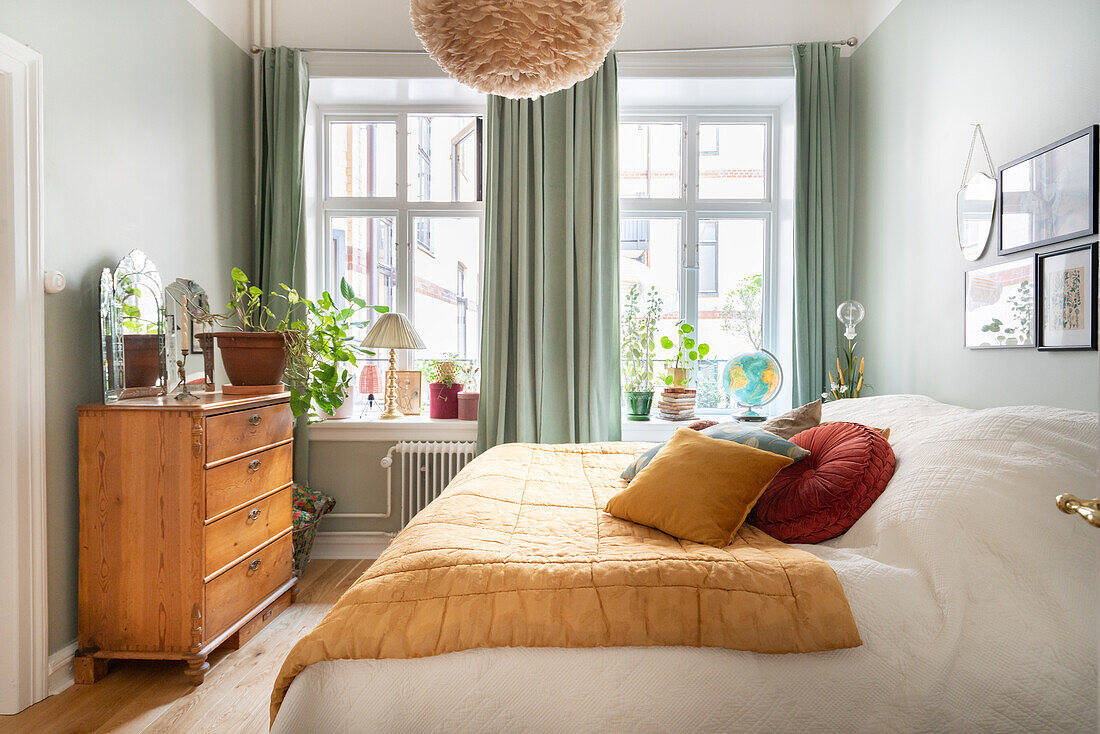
<box><xmin>247</xmin><ymin>508</ymin><xmax>261</xmax><ymax>521</ymax></box>
<box><xmin>248</xmin><ymin>459</ymin><xmax>262</xmax><ymax>473</ymax></box>
<box><xmin>247</xmin><ymin>414</ymin><xmax>262</xmax><ymax>426</ymax></box>
<box><xmin>1056</xmin><ymin>494</ymin><xmax>1100</xmax><ymax>528</ymax></box>
<box><xmin>248</xmin><ymin>559</ymin><xmax>262</xmax><ymax>572</ymax></box>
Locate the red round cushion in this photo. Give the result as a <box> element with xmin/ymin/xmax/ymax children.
<box><xmin>749</xmin><ymin>422</ymin><xmax>895</xmax><ymax>543</ymax></box>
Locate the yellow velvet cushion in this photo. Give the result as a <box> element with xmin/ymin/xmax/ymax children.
<box><xmin>606</xmin><ymin>427</ymin><xmax>795</xmax><ymax>548</ymax></box>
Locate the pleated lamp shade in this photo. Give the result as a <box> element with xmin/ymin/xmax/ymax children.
<box><xmin>360</xmin><ymin>312</ymin><xmax>427</xmax><ymax>351</ymax></box>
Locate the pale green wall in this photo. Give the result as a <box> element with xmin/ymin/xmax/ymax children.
<box><xmin>308</xmin><ymin>440</ymin><xmax>402</xmax><ymax>534</ymax></box>
<box><xmin>0</xmin><ymin>0</ymin><xmax>252</xmax><ymax>652</ymax></box>
<box><xmin>849</xmin><ymin>0</ymin><xmax>1099</xmax><ymax>411</ymax></box>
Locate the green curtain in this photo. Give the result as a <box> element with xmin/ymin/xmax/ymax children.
<box><xmin>792</xmin><ymin>42</ymin><xmax>847</xmax><ymax>406</ymax></box>
<box><xmin>477</xmin><ymin>54</ymin><xmax>621</xmax><ymax>452</ymax></box>
<box><xmin>253</xmin><ymin>47</ymin><xmax>309</xmax><ymax>482</ymax></box>
<box><xmin>253</xmin><ymin>47</ymin><xmax>309</xmax><ymax>297</ymax></box>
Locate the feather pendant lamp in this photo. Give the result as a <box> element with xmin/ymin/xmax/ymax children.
<box><xmin>410</xmin><ymin>0</ymin><xmax>624</xmax><ymax>99</ymax></box>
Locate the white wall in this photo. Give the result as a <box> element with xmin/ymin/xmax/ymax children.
<box><xmin>186</xmin><ymin>0</ymin><xmax>252</xmax><ymax>51</ymax></box>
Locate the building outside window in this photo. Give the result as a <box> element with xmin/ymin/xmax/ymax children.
<box><xmin>618</xmin><ymin>113</ymin><xmax>778</xmax><ymax>412</ymax></box>
<box><xmin>321</xmin><ymin>111</ymin><xmax>484</xmax><ymax>412</ymax></box>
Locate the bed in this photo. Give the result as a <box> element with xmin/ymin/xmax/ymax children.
<box><xmin>272</xmin><ymin>395</ymin><xmax>1098</xmax><ymax>733</ymax></box>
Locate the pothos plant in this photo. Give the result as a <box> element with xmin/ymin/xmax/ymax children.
<box><xmin>620</xmin><ymin>283</ymin><xmax>664</xmax><ymax>392</ymax></box>
<box><xmin>218</xmin><ymin>268</ymin><xmax>389</xmax><ymax>422</ymax></box>
<box><xmin>660</xmin><ymin>321</ymin><xmax>710</xmax><ymax>386</ymax></box>
<box><xmin>281</xmin><ymin>279</ymin><xmax>388</xmax><ymax>422</ymax></box>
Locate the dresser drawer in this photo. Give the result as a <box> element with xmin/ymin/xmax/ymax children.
<box><xmin>205</xmin><ymin>403</ymin><xmax>293</xmax><ymax>464</ymax></box>
<box><xmin>205</xmin><ymin>443</ymin><xmax>293</xmax><ymax>520</ymax></box>
<box><xmin>205</xmin><ymin>532</ymin><xmax>293</xmax><ymax>640</ymax></box>
<box><xmin>205</xmin><ymin>486</ymin><xmax>292</xmax><ymax>577</ymax></box>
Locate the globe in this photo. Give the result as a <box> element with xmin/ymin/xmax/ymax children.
<box><xmin>722</xmin><ymin>350</ymin><xmax>783</xmax><ymax>419</ymax></box>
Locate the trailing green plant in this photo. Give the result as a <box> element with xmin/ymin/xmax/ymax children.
<box><xmin>720</xmin><ymin>274</ymin><xmax>763</xmax><ymax>350</ymax></box>
<box><xmin>660</xmin><ymin>320</ymin><xmax>710</xmax><ymax>386</ymax></box>
<box><xmin>217</xmin><ymin>268</ymin><xmax>388</xmax><ymax>422</ymax></box>
<box><xmin>620</xmin><ymin>283</ymin><xmax>663</xmax><ymax>392</ymax></box>
<box><xmin>282</xmin><ymin>279</ymin><xmax>388</xmax><ymax>422</ymax></box>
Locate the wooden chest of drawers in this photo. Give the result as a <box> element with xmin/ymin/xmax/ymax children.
<box><xmin>76</xmin><ymin>393</ymin><xmax>297</xmax><ymax>684</ymax></box>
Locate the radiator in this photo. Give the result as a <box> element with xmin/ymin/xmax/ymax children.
<box><xmin>381</xmin><ymin>441</ymin><xmax>477</xmax><ymax>527</ymax></box>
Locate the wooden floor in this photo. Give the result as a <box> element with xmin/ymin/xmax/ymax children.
<box><xmin>0</xmin><ymin>559</ymin><xmax>369</xmax><ymax>734</ymax></box>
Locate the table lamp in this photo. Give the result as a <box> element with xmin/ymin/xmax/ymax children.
<box><xmin>360</xmin><ymin>312</ymin><xmax>426</xmax><ymax>420</ymax></box>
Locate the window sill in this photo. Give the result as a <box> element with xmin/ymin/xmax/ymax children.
<box><xmin>620</xmin><ymin>417</ymin><xmax>693</xmax><ymax>442</ymax></box>
<box><xmin>308</xmin><ymin>414</ymin><xmax>736</xmax><ymax>444</ymax></box>
<box><xmin>309</xmin><ymin>415</ymin><xmax>478</xmax><ymax>442</ymax></box>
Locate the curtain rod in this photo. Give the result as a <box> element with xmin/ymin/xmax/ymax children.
<box><xmin>249</xmin><ymin>37</ymin><xmax>858</xmax><ymax>55</ymax></box>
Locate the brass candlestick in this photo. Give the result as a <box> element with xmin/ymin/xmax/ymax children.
<box><xmin>380</xmin><ymin>348</ymin><xmax>402</xmax><ymax>419</ymax></box>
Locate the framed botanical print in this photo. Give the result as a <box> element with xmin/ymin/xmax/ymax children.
<box><xmin>964</xmin><ymin>257</ymin><xmax>1035</xmax><ymax>349</ymax></box>
<box><xmin>998</xmin><ymin>125</ymin><xmax>1097</xmax><ymax>255</ymax></box>
<box><xmin>1036</xmin><ymin>242</ymin><xmax>1097</xmax><ymax>351</ymax></box>
<box><xmin>394</xmin><ymin>370</ymin><xmax>423</xmax><ymax>415</ymax></box>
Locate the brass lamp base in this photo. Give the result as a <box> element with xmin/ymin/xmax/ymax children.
<box><xmin>380</xmin><ymin>347</ymin><xmax>403</xmax><ymax>420</ymax></box>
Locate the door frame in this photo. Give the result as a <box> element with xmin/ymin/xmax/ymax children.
<box><xmin>0</xmin><ymin>32</ymin><xmax>49</xmax><ymax>713</ymax></box>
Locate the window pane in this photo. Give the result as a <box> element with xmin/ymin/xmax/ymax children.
<box><xmin>329</xmin><ymin>122</ymin><xmax>397</xmax><ymax>197</ymax></box>
<box><xmin>619</xmin><ymin>217</ymin><xmax>680</xmax><ymax>388</ymax></box>
<box><xmin>412</xmin><ymin>217</ymin><xmax>480</xmax><ymax>366</ymax></box>
<box><xmin>330</xmin><ymin>216</ymin><xmax>396</xmax><ymax>312</ymax></box>
<box><xmin>331</xmin><ymin>215</ymin><xmax>396</xmax><ymax>415</ymax></box>
<box><xmin>620</xmin><ymin>123</ymin><xmax>682</xmax><ymax>199</ymax></box>
<box><xmin>698</xmin><ymin>123</ymin><xmax>766</xmax><ymax>199</ymax></box>
<box><xmin>695</xmin><ymin>218</ymin><xmax>766</xmax><ymax>410</ymax></box>
<box><xmin>407</xmin><ymin>115</ymin><xmax>481</xmax><ymax>202</ymax></box>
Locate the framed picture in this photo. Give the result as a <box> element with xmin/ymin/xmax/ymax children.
<box><xmin>998</xmin><ymin>125</ymin><xmax>1097</xmax><ymax>255</ymax></box>
<box><xmin>394</xmin><ymin>370</ymin><xmax>422</xmax><ymax>415</ymax></box>
<box><xmin>1036</xmin><ymin>242</ymin><xmax>1097</xmax><ymax>351</ymax></box>
<box><xmin>964</xmin><ymin>257</ymin><xmax>1035</xmax><ymax>349</ymax></box>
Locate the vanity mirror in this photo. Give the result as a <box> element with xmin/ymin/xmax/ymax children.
<box><xmin>957</xmin><ymin>124</ymin><xmax>997</xmax><ymax>262</ymax></box>
<box><xmin>100</xmin><ymin>249</ymin><xmax>168</xmax><ymax>401</ymax></box>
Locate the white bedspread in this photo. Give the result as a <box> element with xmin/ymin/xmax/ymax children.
<box><xmin>273</xmin><ymin>395</ymin><xmax>1098</xmax><ymax>733</ymax></box>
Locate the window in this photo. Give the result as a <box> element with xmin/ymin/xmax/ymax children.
<box><xmin>619</xmin><ymin>122</ymin><xmax>683</xmax><ymax>198</ymax></box>
<box><xmin>328</xmin><ymin>121</ymin><xmax>397</xmax><ymax>198</ymax></box>
<box><xmin>619</xmin><ymin>114</ymin><xmax>777</xmax><ymax>412</ymax></box>
<box><xmin>323</xmin><ymin>111</ymin><xmax>484</xmax><ymax>412</ymax></box>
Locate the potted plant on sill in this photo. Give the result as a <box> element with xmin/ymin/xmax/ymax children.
<box><xmin>422</xmin><ymin>357</ymin><xmax>463</xmax><ymax>419</ymax></box>
<box><xmin>457</xmin><ymin>365</ymin><xmax>480</xmax><ymax>421</ymax></box>
<box><xmin>621</xmin><ymin>284</ymin><xmax>663</xmax><ymax>421</ymax></box>
<box><xmin>281</xmin><ymin>279</ymin><xmax>388</xmax><ymax>422</ymax></box>
<box><xmin>661</xmin><ymin>320</ymin><xmax>710</xmax><ymax>387</ymax></box>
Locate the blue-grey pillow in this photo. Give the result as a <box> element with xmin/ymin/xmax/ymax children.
<box><xmin>621</xmin><ymin>423</ymin><xmax>810</xmax><ymax>482</ymax></box>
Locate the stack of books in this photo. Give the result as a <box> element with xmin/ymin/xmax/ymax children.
<box><xmin>658</xmin><ymin>387</ymin><xmax>696</xmax><ymax>421</ymax></box>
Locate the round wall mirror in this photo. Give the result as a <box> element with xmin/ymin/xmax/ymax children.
<box><xmin>957</xmin><ymin>171</ymin><xmax>996</xmax><ymax>261</ymax></box>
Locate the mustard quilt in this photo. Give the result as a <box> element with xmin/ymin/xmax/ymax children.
<box><xmin>272</xmin><ymin>441</ymin><xmax>861</xmax><ymax>720</ymax></box>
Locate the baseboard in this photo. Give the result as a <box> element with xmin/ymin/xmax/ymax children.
<box><xmin>311</xmin><ymin>531</ymin><xmax>394</xmax><ymax>560</ymax></box>
<box><xmin>47</xmin><ymin>640</ymin><xmax>77</xmax><ymax>696</ymax></box>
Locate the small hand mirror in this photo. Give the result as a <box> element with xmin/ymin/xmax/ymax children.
<box><xmin>957</xmin><ymin>171</ymin><xmax>996</xmax><ymax>261</ymax></box>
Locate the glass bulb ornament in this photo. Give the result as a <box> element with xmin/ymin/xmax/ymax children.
<box><xmin>837</xmin><ymin>300</ymin><xmax>865</xmax><ymax>340</ymax></box>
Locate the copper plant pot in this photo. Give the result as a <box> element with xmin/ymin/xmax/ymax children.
<box><xmin>213</xmin><ymin>331</ymin><xmax>288</xmax><ymax>386</ymax></box>
<box><xmin>122</xmin><ymin>334</ymin><xmax>162</xmax><ymax>388</ymax></box>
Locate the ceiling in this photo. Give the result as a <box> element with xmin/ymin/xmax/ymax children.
<box><xmin>188</xmin><ymin>0</ymin><xmax>904</xmax><ymax>57</ymax></box>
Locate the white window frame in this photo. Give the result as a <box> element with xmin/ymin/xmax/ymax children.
<box><xmin>318</xmin><ymin>105</ymin><xmax>486</xmax><ymax>368</ymax></box>
<box><xmin>619</xmin><ymin>108</ymin><xmax>780</xmax><ymax>414</ymax></box>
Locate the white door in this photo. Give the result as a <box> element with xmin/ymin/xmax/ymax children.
<box><xmin>0</xmin><ymin>32</ymin><xmax>49</xmax><ymax>714</ymax></box>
